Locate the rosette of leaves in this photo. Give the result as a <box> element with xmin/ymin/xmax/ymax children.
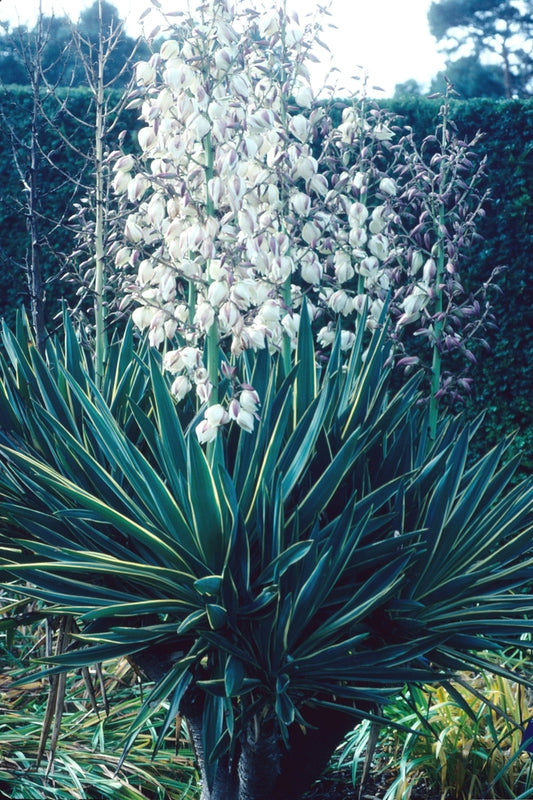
<box><xmin>0</xmin><ymin>309</ymin><xmax>532</xmax><ymax>800</ymax></box>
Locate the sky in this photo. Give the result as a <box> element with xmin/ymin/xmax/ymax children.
<box><xmin>0</xmin><ymin>0</ymin><xmax>447</xmax><ymax>96</ymax></box>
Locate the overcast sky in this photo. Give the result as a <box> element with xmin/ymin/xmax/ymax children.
<box><xmin>0</xmin><ymin>0</ymin><xmax>446</xmax><ymax>96</ymax></box>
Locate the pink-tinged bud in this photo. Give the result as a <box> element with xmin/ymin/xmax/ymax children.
<box><xmin>171</xmin><ymin>375</ymin><xmax>192</xmax><ymax>401</ymax></box>
<box><xmin>379</xmin><ymin>177</ymin><xmax>397</xmax><ymax>196</ymax></box>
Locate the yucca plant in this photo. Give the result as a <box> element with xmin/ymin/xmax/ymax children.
<box><xmin>0</xmin><ymin>307</ymin><xmax>533</xmax><ymax>800</ymax></box>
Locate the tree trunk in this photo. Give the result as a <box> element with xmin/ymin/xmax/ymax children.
<box><xmin>132</xmin><ymin>648</ymin><xmax>359</xmax><ymax>800</ymax></box>
<box><xmin>181</xmin><ymin>685</ymin><xmax>357</xmax><ymax>800</ymax></box>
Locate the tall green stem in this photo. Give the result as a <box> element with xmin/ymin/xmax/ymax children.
<box><xmin>428</xmin><ymin>97</ymin><xmax>449</xmax><ymax>441</ymax></box>
<box><xmin>94</xmin><ymin>0</ymin><xmax>106</xmax><ymax>390</ymax></box>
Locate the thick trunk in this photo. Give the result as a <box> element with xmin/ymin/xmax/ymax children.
<box><xmin>182</xmin><ymin>687</ymin><xmax>357</xmax><ymax>800</ymax></box>
<box><xmin>131</xmin><ymin>649</ymin><xmax>358</xmax><ymax>800</ymax></box>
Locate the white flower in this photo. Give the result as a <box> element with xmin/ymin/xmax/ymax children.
<box><xmin>196</xmin><ymin>419</ymin><xmax>219</xmax><ymax>444</ymax></box>
<box><xmin>291</xmin><ymin>191</ymin><xmax>311</xmax><ymax>217</ymax></box>
<box><xmin>136</xmin><ymin>61</ymin><xmax>156</xmax><ymax>85</ymax></box>
<box><xmin>289</xmin><ymin>114</ymin><xmax>310</xmax><ymax>143</ymax></box>
<box><xmin>239</xmin><ymin>388</ymin><xmax>260</xmax><ymax>414</ymax></box>
<box><xmin>334</xmin><ymin>251</ymin><xmax>355</xmax><ymax>284</ymax></box>
<box><xmin>205</xmin><ymin>404</ymin><xmax>230</xmax><ymax>427</ymax></box>
<box><xmin>379</xmin><ymin>177</ymin><xmax>397</xmax><ymax>196</ymax></box>
<box><xmin>171</xmin><ymin>375</ymin><xmax>192</xmax><ymax>401</ymax></box>
<box><xmin>293</xmin><ymin>84</ymin><xmax>313</xmax><ymax>109</ymax></box>
<box><xmin>132</xmin><ymin>306</ymin><xmax>155</xmax><ymax>331</ymax></box>
<box><xmin>349</xmin><ymin>202</ymin><xmax>369</xmax><ymax>227</ymax></box>
<box><xmin>368</xmin><ymin>234</ymin><xmax>389</xmax><ymax>261</ymax></box>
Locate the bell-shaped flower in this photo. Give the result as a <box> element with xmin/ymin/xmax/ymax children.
<box><xmin>349</xmin><ymin>202</ymin><xmax>369</xmax><ymax>227</ymax></box>
<box><xmin>291</xmin><ymin>191</ymin><xmax>311</xmax><ymax>217</ymax></box>
<box><xmin>127</xmin><ymin>174</ymin><xmax>149</xmax><ymax>203</ymax></box>
<box><xmin>334</xmin><ymin>251</ymin><xmax>355</xmax><ymax>284</ymax></box>
<box><xmin>369</xmin><ymin>206</ymin><xmax>388</xmax><ymax>235</ymax></box>
<box><xmin>194</xmin><ymin>301</ymin><xmax>215</xmax><ymax>332</ymax></box>
<box><xmin>368</xmin><ymin>233</ymin><xmax>389</xmax><ymax>261</ymax></box>
<box><xmin>379</xmin><ymin>177</ymin><xmax>397</xmax><ymax>196</ymax></box>
<box><xmin>239</xmin><ymin>388</ymin><xmax>260</xmax><ymax>415</ymax></box>
<box><xmin>293</xmin><ymin>83</ymin><xmax>313</xmax><ymax>109</ymax></box>
<box><xmin>208</xmin><ymin>280</ymin><xmax>229</xmax><ymax>307</ymax></box>
<box><xmin>136</xmin><ymin>61</ymin><xmax>156</xmax><ymax>85</ymax></box>
<box><xmin>300</xmin><ymin>252</ymin><xmax>322</xmax><ymax>285</ymax></box>
<box><xmin>125</xmin><ymin>217</ymin><xmax>143</xmax><ymax>243</ymax></box>
<box><xmin>171</xmin><ymin>374</ymin><xmax>192</xmax><ymax>401</ymax></box>
<box><xmin>196</xmin><ymin>418</ymin><xmax>219</xmax><ymax>444</ymax></box>
<box><xmin>113</xmin><ymin>170</ymin><xmax>131</xmax><ymax>194</ymax></box>
<box><xmin>132</xmin><ymin>305</ymin><xmax>155</xmax><ymax>331</ymax></box>
<box><xmin>289</xmin><ymin>114</ymin><xmax>311</xmax><ymax>143</ymax></box>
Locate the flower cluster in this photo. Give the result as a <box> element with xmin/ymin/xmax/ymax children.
<box><xmin>113</xmin><ymin>0</ymin><xmax>495</xmax><ymax>439</ymax></box>
<box><xmin>112</xmin><ymin>0</ymin><xmax>405</xmax><ymax>438</ymax></box>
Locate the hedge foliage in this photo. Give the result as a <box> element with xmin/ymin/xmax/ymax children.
<box><xmin>0</xmin><ymin>88</ymin><xmax>531</xmax><ymax>467</ymax></box>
